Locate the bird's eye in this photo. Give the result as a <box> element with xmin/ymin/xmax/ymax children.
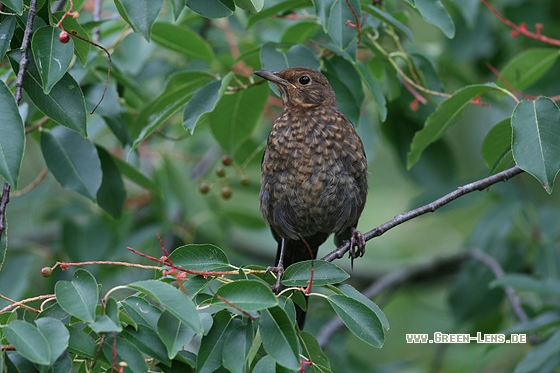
<box><xmin>298</xmin><ymin>76</ymin><xmax>310</xmax><ymax>85</ymax></box>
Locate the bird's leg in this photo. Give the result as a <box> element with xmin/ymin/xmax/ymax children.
<box><xmin>348</xmin><ymin>228</ymin><xmax>366</xmax><ymax>268</ymax></box>
<box><xmin>265</xmin><ymin>237</ymin><xmax>287</xmax><ymax>293</ymax></box>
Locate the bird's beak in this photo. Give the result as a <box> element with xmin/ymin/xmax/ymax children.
<box><xmin>254</xmin><ymin>70</ymin><xmax>296</xmax><ymax>89</ymax></box>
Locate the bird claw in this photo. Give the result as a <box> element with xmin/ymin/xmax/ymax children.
<box><xmin>265</xmin><ymin>265</ymin><xmax>285</xmax><ymax>294</ymax></box>
<box><xmin>348</xmin><ymin>228</ymin><xmax>366</xmax><ymax>268</ymax></box>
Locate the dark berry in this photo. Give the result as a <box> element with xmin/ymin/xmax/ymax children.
<box><xmin>215</xmin><ymin>167</ymin><xmax>226</xmax><ymax>177</ymax></box>
<box><xmin>221</xmin><ymin>186</ymin><xmax>232</xmax><ymax>199</ymax></box>
<box><xmin>221</xmin><ymin>155</ymin><xmax>233</xmax><ymax>166</ymax></box>
<box><xmin>240</xmin><ymin>175</ymin><xmax>251</xmax><ymax>186</ymax></box>
<box><xmin>199</xmin><ymin>183</ymin><xmax>210</xmax><ymax>194</ymax></box>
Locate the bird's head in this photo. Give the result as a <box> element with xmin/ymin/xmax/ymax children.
<box><xmin>254</xmin><ymin>67</ymin><xmax>337</xmax><ymax>108</ymax></box>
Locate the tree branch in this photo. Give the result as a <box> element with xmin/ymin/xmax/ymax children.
<box><xmin>322</xmin><ymin>165</ymin><xmax>524</xmax><ymax>262</ymax></box>
<box><xmin>0</xmin><ymin>182</ymin><xmax>10</xmax><ymax>241</ymax></box>
<box><xmin>14</xmin><ymin>0</ymin><xmax>38</xmax><ymax>105</ymax></box>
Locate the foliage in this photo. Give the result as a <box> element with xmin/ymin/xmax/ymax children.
<box><xmin>1</xmin><ymin>0</ymin><xmax>560</xmax><ymax>372</ymax></box>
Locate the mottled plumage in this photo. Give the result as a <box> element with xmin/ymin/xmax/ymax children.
<box><xmin>254</xmin><ymin>67</ymin><xmax>368</xmax><ymax>327</ymax></box>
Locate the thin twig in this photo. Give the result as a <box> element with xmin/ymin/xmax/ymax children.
<box><xmin>481</xmin><ymin>0</ymin><xmax>560</xmax><ymax>47</ymax></box>
<box><xmin>469</xmin><ymin>249</ymin><xmax>538</xmax><ymax>344</ymax></box>
<box><xmin>0</xmin><ymin>182</ymin><xmax>10</xmax><ymax>241</ymax></box>
<box><xmin>10</xmin><ymin>168</ymin><xmax>48</xmax><ymax>197</ymax></box>
<box><xmin>469</xmin><ymin>249</ymin><xmax>525</xmax><ymax>321</ymax></box>
<box><xmin>14</xmin><ymin>0</ymin><xmax>38</xmax><ymax>105</ymax></box>
<box><xmin>69</xmin><ymin>32</ymin><xmax>112</xmax><ymax>114</ymax></box>
<box><xmin>0</xmin><ymin>294</ymin><xmax>55</xmax><ymax>314</ymax></box>
<box><xmin>322</xmin><ymin>165</ymin><xmax>524</xmax><ymax>262</ymax></box>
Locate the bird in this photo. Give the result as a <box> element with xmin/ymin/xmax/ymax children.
<box><xmin>254</xmin><ymin>67</ymin><xmax>368</xmax><ymax>328</ymax></box>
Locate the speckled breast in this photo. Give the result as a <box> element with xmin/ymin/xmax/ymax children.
<box><xmin>260</xmin><ymin>106</ymin><xmax>368</xmax><ymax>240</ymax></box>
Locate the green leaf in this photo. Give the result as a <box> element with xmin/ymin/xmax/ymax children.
<box><xmin>327</xmin><ymin>294</ymin><xmax>385</xmax><ymax>347</ymax></box>
<box><xmin>186</xmin><ymin>0</ymin><xmax>235</xmax><ymax>18</ymax></box>
<box><xmin>247</xmin><ymin>0</ymin><xmax>308</xmax><ymax>28</ymax></box>
<box><xmin>89</xmin><ymin>298</ymin><xmax>122</xmax><ymax>333</ymax></box>
<box><xmin>113</xmin><ymin>0</ymin><xmax>164</xmax><ymax>40</ymax></box>
<box><xmin>112</xmin><ymin>156</ymin><xmax>162</xmax><ymax>195</ymax></box>
<box><xmin>314</xmin><ymin>0</ymin><xmax>360</xmax><ymax>49</ymax></box>
<box><xmin>236</xmin><ymin>0</ymin><xmax>264</xmax><ymax>13</ymax></box>
<box><xmin>122</xmin><ymin>296</ymin><xmax>162</xmax><ymax>331</ymax></box>
<box><xmin>497</xmin><ymin>48</ymin><xmax>560</xmax><ymax>94</ymax></box>
<box><xmin>299</xmin><ymin>331</ymin><xmax>332</xmax><ymax>373</ymax></box>
<box><xmin>67</xmin><ymin>326</ymin><xmax>97</xmax><ymax>359</ymax></box>
<box><xmin>54</xmin><ymin>269</ymin><xmax>99</xmax><ymax>323</ymax></box>
<box><xmin>407</xmin><ymin>83</ymin><xmax>501</xmax><ymax>168</ymax></box>
<box><xmin>490</xmin><ymin>274</ymin><xmax>560</xmax><ymax>296</ymax></box>
<box><xmin>102</xmin><ymin>336</ymin><xmax>148</xmax><ymax>373</ymax></box>
<box><xmin>211</xmin><ymin>280</ymin><xmax>277</xmax><ymax>311</ymax></box>
<box><xmin>337</xmin><ymin>284</ymin><xmax>389</xmax><ymax>330</ymax></box>
<box><xmin>364</xmin><ymin>5</ymin><xmax>414</xmax><ymax>41</ymax></box>
<box><xmin>96</xmin><ymin>146</ymin><xmax>126</xmax><ymax>218</ymax></box>
<box><xmin>31</xmin><ymin>26</ymin><xmax>74</xmax><ymax>94</ymax></box>
<box><xmin>354</xmin><ymin>60</ymin><xmax>387</xmax><ymax>121</ymax></box>
<box><xmin>40</xmin><ymin>126</ymin><xmax>102</xmax><ymax>201</ymax></box>
<box><xmin>281</xmin><ymin>21</ymin><xmax>321</xmax><ymax>44</ymax></box>
<box><xmin>183</xmin><ymin>72</ymin><xmax>234</xmax><ymax>133</ymax></box>
<box><xmin>481</xmin><ymin>118</ymin><xmax>513</xmax><ymax>172</ymax></box>
<box><xmin>151</xmin><ymin>22</ymin><xmax>214</xmax><ymax>61</ymax></box>
<box><xmin>223</xmin><ymin>322</ymin><xmax>254</xmax><ymax>373</ymax></box>
<box><xmin>34</xmin><ymin>318</ymin><xmax>69</xmax><ymax>364</ymax></box>
<box><xmin>2</xmin><ymin>0</ymin><xmax>22</xmax><ymax>14</ymax></box>
<box><xmin>196</xmin><ymin>310</ymin><xmax>233</xmax><ymax>373</ymax></box>
<box><xmin>122</xmin><ymin>325</ymin><xmax>172</xmax><ymax>366</ymax></box>
<box><xmin>514</xmin><ymin>329</ymin><xmax>560</xmax><ymax>373</ymax></box>
<box><xmin>0</xmin><ymin>17</ymin><xmax>17</xmax><ymax>57</ymax></box>
<box><xmin>136</xmin><ymin>71</ymin><xmax>215</xmax><ymax>128</ymax></box>
<box><xmin>259</xmin><ymin>306</ymin><xmax>299</xmax><ymax>370</ymax></box>
<box><xmin>128</xmin><ymin>280</ymin><xmax>203</xmax><ymax>333</ymax></box>
<box><xmin>324</xmin><ymin>56</ymin><xmax>364</xmax><ymax>125</ymax></box>
<box><xmin>282</xmin><ymin>261</ymin><xmax>350</xmax><ymax>287</ymax></box>
<box><xmin>0</xmin><ymin>80</ymin><xmax>24</xmax><ymax>189</ymax></box>
<box><xmin>52</xmin><ymin>11</ymin><xmax>91</xmax><ymax>67</ymax></box>
<box><xmin>8</xmin><ymin>51</ymin><xmax>87</xmax><ymax>136</ymax></box>
<box><xmin>512</xmin><ymin>97</ymin><xmax>560</xmax><ymax>193</ymax></box>
<box><xmin>3</xmin><ymin>321</ymin><xmax>51</xmax><ymax>365</ymax></box>
<box><xmin>168</xmin><ymin>244</ymin><xmax>230</xmax><ymax>271</ymax></box>
<box><xmin>208</xmin><ymin>79</ymin><xmax>268</xmax><ymax>153</ymax></box>
<box><xmin>414</xmin><ymin>0</ymin><xmax>455</xmax><ymax>38</ymax></box>
<box><xmin>157</xmin><ymin>310</ymin><xmax>196</xmax><ymax>360</ymax></box>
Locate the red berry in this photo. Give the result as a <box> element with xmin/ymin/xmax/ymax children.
<box><xmin>221</xmin><ymin>186</ymin><xmax>232</xmax><ymax>200</ymax></box>
<box><xmin>41</xmin><ymin>267</ymin><xmax>52</xmax><ymax>277</ymax></box>
<box><xmin>199</xmin><ymin>183</ymin><xmax>210</xmax><ymax>194</ymax></box>
<box><xmin>59</xmin><ymin>31</ymin><xmax>70</xmax><ymax>43</ymax></box>
<box><xmin>221</xmin><ymin>155</ymin><xmax>233</xmax><ymax>166</ymax></box>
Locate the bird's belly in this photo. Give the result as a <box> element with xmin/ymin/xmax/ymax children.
<box><xmin>260</xmin><ymin>158</ymin><xmax>361</xmax><ymax>239</ymax></box>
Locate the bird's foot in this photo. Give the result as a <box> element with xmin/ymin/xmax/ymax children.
<box><xmin>348</xmin><ymin>228</ymin><xmax>366</xmax><ymax>268</ymax></box>
<box><xmin>264</xmin><ymin>265</ymin><xmax>285</xmax><ymax>294</ymax></box>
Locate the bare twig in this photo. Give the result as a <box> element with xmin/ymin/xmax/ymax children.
<box><xmin>322</xmin><ymin>165</ymin><xmax>524</xmax><ymax>262</ymax></box>
<box><xmin>481</xmin><ymin>0</ymin><xmax>560</xmax><ymax>47</ymax></box>
<box><xmin>14</xmin><ymin>0</ymin><xmax>38</xmax><ymax>105</ymax></box>
<box><xmin>0</xmin><ymin>294</ymin><xmax>55</xmax><ymax>314</ymax></box>
<box><xmin>0</xmin><ymin>182</ymin><xmax>10</xmax><ymax>241</ymax></box>
<box><xmin>469</xmin><ymin>250</ymin><xmax>522</xmax><ymax>315</ymax></box>
<box><xmin>469</xmin><ymin>249</ymin><xmax>538</xmax><ymax>344</ymax></box>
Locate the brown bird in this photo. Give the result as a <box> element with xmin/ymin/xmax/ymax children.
<box><xmin>254</xmin><ymin>67</ymin><xmax>368</xmax><ymax>328</ymax></box>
